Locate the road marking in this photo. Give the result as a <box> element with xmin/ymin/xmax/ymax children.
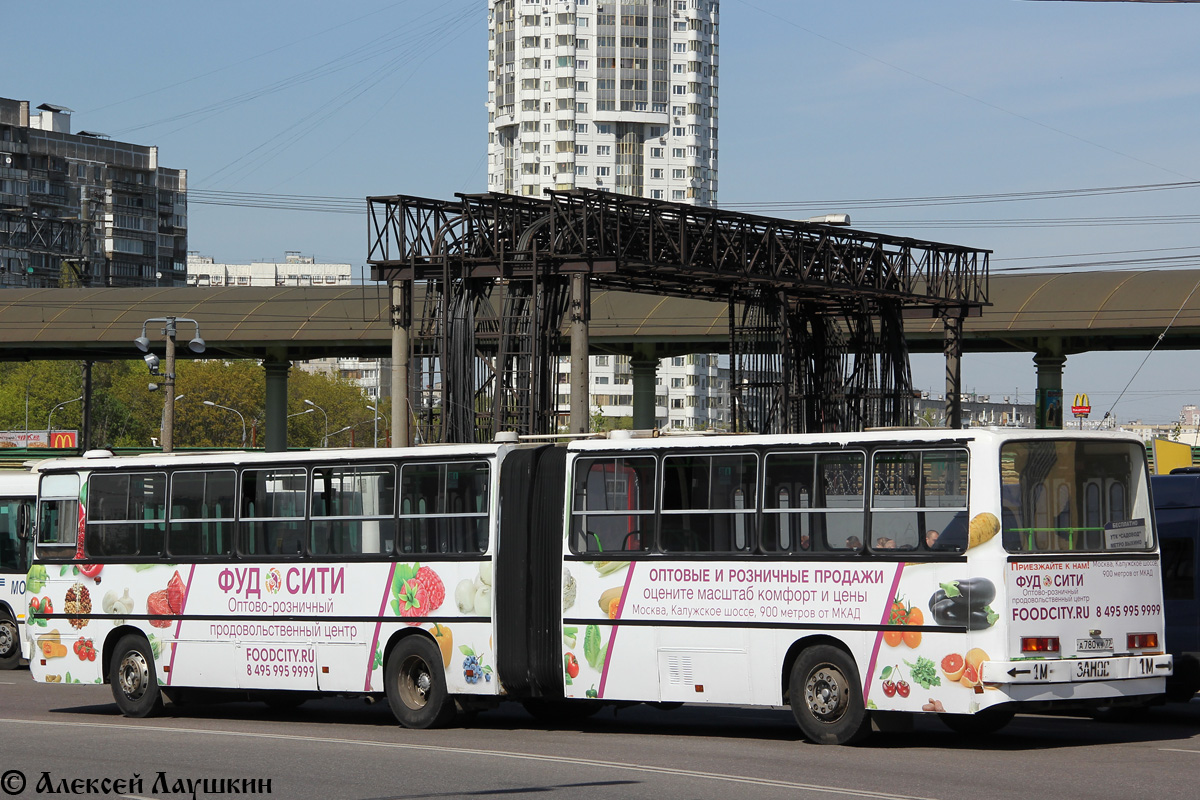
<box><xmin>2</xmin><ymin>717</ymin><xmax>940</xmax><ymax>800</ymax></box>
<box><xmin>1159</xmin><ymin>748</ymin><xmax>1200</xmax><ymax>754</ymax></box>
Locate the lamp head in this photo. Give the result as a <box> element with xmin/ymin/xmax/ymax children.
<box><xmin>187</xmin><ymin>336</ymin><xmax>206</xmax><ymax>354</ymax></box>
<box><xmin>134</xmin><ymin>335</ymin><xmax>151</xmax><ymax>352</ymax></box>
<box><xmin>143</xmin><ymin>353</ymin><xmax>161</xmax><ymax>374</ymax></box>
<box><xmin>148</xmin><ymin>383</ymin><xmax>159</xmax><ymax>392</ymax></box>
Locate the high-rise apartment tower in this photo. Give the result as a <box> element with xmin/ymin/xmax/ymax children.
<box><xmin>487</xmin><ymin>0</ymin><xmax>719</xmax><ymax>206</ymax></box>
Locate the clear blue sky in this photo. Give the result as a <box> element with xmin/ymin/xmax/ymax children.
<box><xmin>6</xmin><ymin>0</ymin><xmax>1200</xmax><ymax>423</ymax></box>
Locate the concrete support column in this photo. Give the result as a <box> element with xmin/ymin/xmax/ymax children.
<box><xmin>569</xmin><ymin>274</ymin><xmax>590</xmax><ymax>434</ymax></box>
<box><xmin>390</xmin><ymin>280</ymin><xmax>410</xmax><ymax>447</ymax></box>
<box><xmin>264</xmin><ymin>349</ymin><xmax>291</xmax><ymax>452</ymax></box>
<box><xmin>1033</xmin><ymin>341</ymin><xmax>1066</xmax><ymax>430</ymax></box>
<box><xmin>630</xmin><ymin>345</ymin><xmax>659</xmax><ymax>431</ymax></box>
<box><xmin>941</xmin><ymin>307</ymin><xmax>965</xmax><ymax>428</ymax></box>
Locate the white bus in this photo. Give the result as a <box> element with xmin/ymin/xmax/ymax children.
<box><xmin>0</xmin><ymin>468</ymin><xmax>37</xmax><ymax>669</ymax></box>
<box><xmin>26</xmin><ymin>429</ymin><xmax>1171</xmax><ymax>743</ymax></box>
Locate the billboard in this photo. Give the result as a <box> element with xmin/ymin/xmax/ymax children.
<box><xmin>0</xmin><ymin>430</ymin><xmax>78</xmax><ymax>448</ymax></box>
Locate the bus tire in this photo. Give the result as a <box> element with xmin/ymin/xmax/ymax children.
<box><xmin>384</xmin><ymin>636</ymin><xmax>456</xmax><ymax>729</ymax></box>
<box><xmin>788</xmin><ymin>645</ymin><xmax>870</xmax><ymax>745</ymax></box>
<box><xmin>939</xmin><ymin>706</ymin><xmax>1014</xmax><ymax>735</ymax></box>
<box><xmin>0</xmin><ymin>612</ymin><xmax>20</xmax><ymax>670</ymax></box>
<box><xmin>109</xmin><ymin>634</ymin><xmax>164</xmax><ymax>718</ymax></box>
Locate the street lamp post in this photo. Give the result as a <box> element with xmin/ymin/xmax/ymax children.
<box><xmin>203</xmin><ymin>400</ymin><xmax>246</xmax><ymax>448</ymax></box>
<box><xmin>161</xmin><ymin>394</ymin><xmax>184</xmax><ymax>446</ymax></box>
<box><xmin>47</xmin><ymin>396</ymin><xmax>83</xmax><ymax>443</ymax></box>
<box><xmin>304</xmin><ymin>399</ymin><xmax>328</xmax><ymax>447</ymax></box>
<box><xmin>134</xmin><ymin>316</ymin><xmax>205</xmax><ymax>453</ymax></box>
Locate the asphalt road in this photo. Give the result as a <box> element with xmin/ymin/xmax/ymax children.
<box><xmin>0</xmin><ymin>669</ymin><xmax>1196</xmax><ymax>800</ymax></box>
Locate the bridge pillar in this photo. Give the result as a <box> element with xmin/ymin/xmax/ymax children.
<box><xmin>630</xmin><ymin>345</ymin><xmax>659</xmax><ymax>431</ymax></box>
<box><xmin>569</xmin><ymin>274</ymin><xmax>590</xmax><ymax>434</ymax></box>
<box><xmin>1034</xmin><ymin>340</ymin><xmax>1066</xmax><ymax>430</ymax></box>
<box><xmin>264</xmin><ymin>349</ymin><xmax>291</xmax><ymax>451</ymax></box>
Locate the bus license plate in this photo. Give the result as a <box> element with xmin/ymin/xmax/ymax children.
<box><xmin>1076</xmin><ymin>637</ymin><xmax>1113</xmax><ymax>652</ymax></box>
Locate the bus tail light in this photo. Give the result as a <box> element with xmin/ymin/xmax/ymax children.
<box><xmin>1021</xmin><ymin>636</ymin><xmax>1060</xmax><ymax>653</ymax></box>
<box><xmin>1127</xmin><ymin>633</ymin><xmax>1158</xmax><ymax>649</ymax></box>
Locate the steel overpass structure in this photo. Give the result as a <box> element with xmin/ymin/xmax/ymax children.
<box><xmin>5</xmin><ymin>268</ymin><xmax>1200</xmax><ymax>449</ymax></box>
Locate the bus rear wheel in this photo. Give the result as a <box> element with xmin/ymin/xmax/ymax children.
<box><xmin>0</xmin><ymin>613</ymin><xmax>20</xmax><ymax>670</ymax></box>
<box><xmin>384</xmin><ymin>636</ymin><xmax>456</xmax><ymax>729</ymax></box>
<box><xmin>788</xmin><ymin>645</ymin><xmax>870</xmax><ymax>745</ymax></box>
<box><xmin>109</xmin><ymin>634</ymin><xmax>163</xmax><ymax>718</ymax></box>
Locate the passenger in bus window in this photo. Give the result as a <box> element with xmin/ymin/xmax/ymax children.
<box><xmin>925</xmin><ymin>529</ymin><xmax>940</xmax><ymax>549</ymax></box>
<box><xmin>798</xmin><ymin>533</ymin><xmax>811</xmax><ymax>551</ymax></box>
<box><xmin>876</xmin><ymin>537</ymin><xmax>896</xmax><ymax>549</ymax></box>
<box><xmin>845</xmin><ymin>535</ymin><xmax>862</xmax><ymax>550</ymax></box>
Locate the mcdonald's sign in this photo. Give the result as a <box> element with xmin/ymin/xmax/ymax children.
<box><xmin>1071</xmin><ymin>393</ymin><xmax>1091</xmax><ymax>419</ymax></box>
<box><xmin>49</xmin><ymin>431</ymin><xmax>77</xmax><ymax>448</ymax></box>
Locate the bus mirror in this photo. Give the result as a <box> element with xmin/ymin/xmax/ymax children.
<box><xmin>16</xmin><ymin>502</ymin><xmax>31</xmax><ymax>540</ymax></box>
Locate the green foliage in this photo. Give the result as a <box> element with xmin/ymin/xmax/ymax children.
<box><xmin>0</xmin><ymin>358</ymin><xmax>384</xmax><ymax>450</ymax></box>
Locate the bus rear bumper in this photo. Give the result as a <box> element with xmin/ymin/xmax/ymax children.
<box><xmin>980</xmin><ymin>655</ymin><xmax>1171</xmax><ymax>702</ymax></box>
<box><xmin>983</xmin><ymin>654</ymin><xmax>1172</xmax><ymax>685</ymax></box>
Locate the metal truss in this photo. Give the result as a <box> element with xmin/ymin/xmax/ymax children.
<box><xmin>368</xmin><ymin>190</ymin><xmax>989</xmax><ymax>442</ymax></box>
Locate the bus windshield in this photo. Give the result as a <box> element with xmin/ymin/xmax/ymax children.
<box><xmin>1000</xmin><ymin>439</ymin><xmax>1151</xmax><ymax>553</ymax></box>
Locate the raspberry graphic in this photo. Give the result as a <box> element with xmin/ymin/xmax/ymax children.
<box><xmin>414</xmin><ymin>566</ymin><xmax>445</xmax><ymax>612</ymax></box>
<box><xmin>398</xmin><ymin>579</ymin><xmax>427</xmax><ymax>617</ymax></box>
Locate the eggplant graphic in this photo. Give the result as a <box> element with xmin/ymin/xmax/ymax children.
<box><xmin>928</xmin><ymin>578</ymin><xmax>999</xmax><ymax>631</ymax></box>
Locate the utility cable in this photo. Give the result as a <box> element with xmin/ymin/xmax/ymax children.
<box><xmin>1101</xmin><ymin>275</ymin><xmax>1200</xmax><ymax>423</ymax></box>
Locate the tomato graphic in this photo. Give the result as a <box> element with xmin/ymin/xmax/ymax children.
<box><xmin>565</xmin><ymin>652</ymin><xmax>580</xmax><ymax>679</ymax></box>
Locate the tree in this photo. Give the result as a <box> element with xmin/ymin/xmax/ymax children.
<box><xmin>0</xmin><ymin>357</ymin><xmax>382</xmax><ymax>450</ymax></box>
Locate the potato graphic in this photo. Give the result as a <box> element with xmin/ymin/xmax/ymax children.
<box><xmin>968</xmin><ymin>512</ymin><xmax>1000</xmax><ymax>549</ymax></box>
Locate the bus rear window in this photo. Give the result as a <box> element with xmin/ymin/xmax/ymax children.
<box><xmin>1000</xmin><ymin>440</ymin><xmax>1152</xmax><ymax>553</ymax></box>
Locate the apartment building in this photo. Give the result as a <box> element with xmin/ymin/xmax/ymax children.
<box><xmin>0</xmin><ymin>97</ymin><xmax>187</xmax><ymax>288</ymax></box>
<box><xmin>556</xmin><ymin>352</ymin><xmax>729</xmax><ymax>431</ymax></box>
<box><xmin>487</xmin><ymin>0</ymin><xmax>719</xmax><ymax>205</ymax></box>
<box><xmin>488</xmin><ymin>1</ymin><xmax>725</xmax><ymax>430</ymax></box>
<box><xmin>186</xmin><ymin>252</ymin><xmax>386</xmax><ymax>401</ymax></box>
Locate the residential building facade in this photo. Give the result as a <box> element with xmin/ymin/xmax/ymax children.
<box><xmin>186</xmin><ymin>252</ymin><xmax>386</xmax><ymax>401</ymax></box>
<box><xmin>488</xmin><ymin>1</ymin><xmax>725</xmax><ymax>431</ymax></box>
<box><xmin>487</xmin><ymin>0</ymin><xmax>719</xmax><ymax>205</ymax></box>
<box><xmin>556</xmin><ymin>352</ymin><xmax>730</xmax><ymax>431</ymax></box>
<box><xmin>0</xmin><ymin>97</ymin><xmax>187</xmax><ymax>288</ymax></box>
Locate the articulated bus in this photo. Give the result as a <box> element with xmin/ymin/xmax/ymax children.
<box><xmin>0</xmin><ymin>469</ymin><xmax>37</xmax><ymax>669</ymax></box>
<box><xmin>26</xmin><ymin>429</ymin><xmax>1170</xmax><ymax>743</ymax></box>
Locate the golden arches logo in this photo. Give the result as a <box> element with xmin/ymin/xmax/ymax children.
<box><xmin>49</xmin><ymin>431</ymin><xmax>77</xmax><ymax>448</ymax></box>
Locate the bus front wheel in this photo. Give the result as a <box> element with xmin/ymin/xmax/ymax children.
<box><xmin>109</xmin><ymin>634</ymin><xmax>164</xmax><ymax>718</ymax></box>
<box><xmin>384</xmin><ymin>636</ymin><xmax>456</xmax><ymax>729</ymax></box>
<box><xmin>788</xmin><ymin>645</ymin><xmax>870</xmax><ymax>745</ymax></box>
<box><xmin>0</xmin><ymin>613</ymin><xmax>20</xmax><ymax>670</ymax></box>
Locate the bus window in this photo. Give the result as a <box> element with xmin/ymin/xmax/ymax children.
<box><xmin>86</xmin><ymin>472</ymin><xmax>167</xmax><ymax>557</ymax></box>
<box><xmin>168</xmin><ymin>470</ymin><xmax>235</xmax><ymax>557</ymax></box>
<box><xmin>1001</xmin><ymin>439</ymin><xmax>1149</xmax><ymax>553</ymax></box>
<box><xmin>0</xmin><ymin>497</ymin><xmax>32</xmax><ymax>572</ymax></box>
<box><xmin>763</xmin><ymin>451</ymin><xmax>865</xmax><ymax>554</ymax></box>
<box><xmin>660</xmin><ymin>453</ymin><xmax>756</xmax><ymax>554</ymax></box>
<box><xmin>398</xmin><ymin>461</ymin><xmax>489</xmax><ymax>554</ymax></box>
<box><xmin>570</xmin><ymin>456</ymin><xmax>656</xmax><ymax>554</ymax></box>
<box><xmin>240</xmin><ymin>468</ymin><xmax>307</xmax><ymax>556</ymax></box>
<box><xmin>37</xmin><ymin>473</ymin><xmax>80</xmax><ymax>558</ymax></box>
<box><xmin>312</xmin><ymin>464</ymin><xmax>396</xmax><ymax>556</ymax></box>
<box><xmin>871</xmin><ymin>449</ymin><xmax>968</xmax><ymax>553</ymax></box>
